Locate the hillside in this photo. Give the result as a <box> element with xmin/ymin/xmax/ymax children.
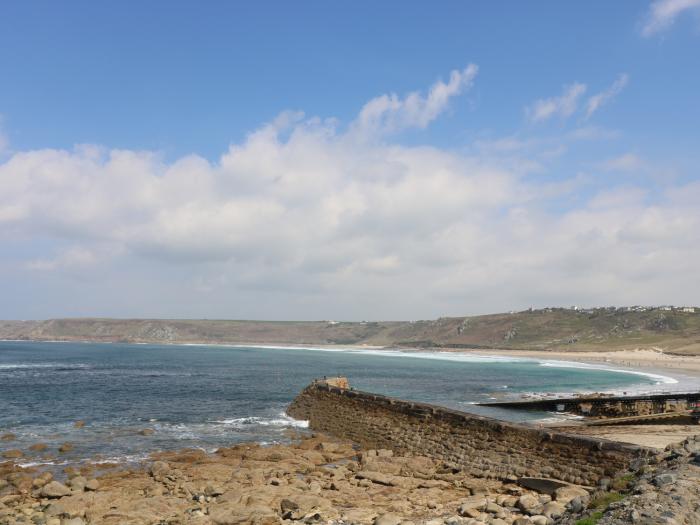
<box><xmin>1</xmin><ymin>307</ymin><xmax>700</xmax><ymax>355</ymax></box>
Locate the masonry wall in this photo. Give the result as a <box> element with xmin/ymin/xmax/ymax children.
<box><xmin>287</xmin><ymin>382</ymin><xmax>653</xmax><ymax>486</ymax></box>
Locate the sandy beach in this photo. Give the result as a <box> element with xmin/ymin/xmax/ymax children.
<box><xmin>453</xmin><ymin>348</ymin><xmax>700</xmax><ymax>378</ymax></box>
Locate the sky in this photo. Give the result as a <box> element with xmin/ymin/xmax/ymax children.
<box><xmin>1</xmin><ymin>1</ymin><xmax>700</xmax><ymax>321</ymax></box>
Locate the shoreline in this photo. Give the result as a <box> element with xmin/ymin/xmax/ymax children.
<box><xmin>4</xmin><ymin>338</ymin><xmax>700</xmax><ymax>392</ymax></box>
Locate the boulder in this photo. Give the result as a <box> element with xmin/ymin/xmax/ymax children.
<box><xmin>41</xmin><ymin>481</ymin><xmax>72</xmax><ymax>498</ymax></box>
<box><xmin>518</xmin><ymin>477</ymin><xmax>571</xmax><ymax>496</ymax></box>
<box><xmin>517</xmin><ymin>494</ymin><xmax>541</xmax><ymax>515</ymax></box>
<box><xmin>32</xmin><ymin>472</ymin><xmax>53</xmax><ymax>489</ymax></box>
<box><xmin>58</xmin><ymin>442</ymin><xmax>73</xmax><ymax>453</ymax></box>
<box><xmin>84</xmin><ymin>479</ymin><xmax>99</xmax><ymax>491</ymax></box>
<box><xmin>541</xmin><ymin>502</ymin><xmax>565</xmax><ymax>520</ymax></box>
<box><xmin>68</xmin><ymin>476</ymin><xmax>86</xmax><ymax>491</ymax></box>
<box><xmin>554</xmin><ymin>485</ymin><xmax>589</xmax><ymax>505</ymax></box>
<box><xmin>2</xmin><ymin>449</ymin><xmax>23</xmax><ymax>459</ymax></box>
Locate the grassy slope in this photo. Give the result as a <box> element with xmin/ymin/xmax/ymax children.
<box><xmin>1</xmin><ymin>308</ymin><xmax>699</xmax><ymax>355</ymax></box>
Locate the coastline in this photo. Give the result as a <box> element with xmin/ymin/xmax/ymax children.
<box><xmin>453</xmin><ymin>347</ymin><xmax>700</xmax><ymax>378</ymax></box>
<box><xmin>5</xmin><ymin>338</ymin><xmax>700</xmax><ymax>390</ymax></box>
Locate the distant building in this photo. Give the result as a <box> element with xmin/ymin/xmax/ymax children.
<box><xmin>681</xmin><ymin>307</ymin><xmax>696</xmax><ymax>313</ymax></box>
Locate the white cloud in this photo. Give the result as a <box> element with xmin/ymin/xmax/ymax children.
<box><xmin>526</xmin><ymin>83</ymin><xmax>587</xmax><ymax>123</ymax></box>
<box><xmin>585</xmin><ymin>74</ymin><xmax>629</xmax><ymax>120</ymax></box>
<box><xmin>602</xmin><ymin>153</ymin><xmax>645</xmax><ymax>172</ymax></box>
<box><xmin>642</xmin><ymin>0</ymin><xmax>700</xmax><ymax>36</ymax></box>
<box><xmin>352</xmin><ymin>65</ymin><xmax>478</xmax><ymax>135</ymax></box>
<box><xmin>1</xmin><ymin>68</ymin><xmax>699</xmax><ymax>319</ymax></box>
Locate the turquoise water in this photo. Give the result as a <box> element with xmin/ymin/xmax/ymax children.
<box><xmin>0</xmin><ymin>341</ymin><xmax>669</xmax><ymax>465</ymax></box>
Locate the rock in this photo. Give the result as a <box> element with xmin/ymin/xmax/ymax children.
<box><xmin>517</xmin><ymin>495</ymin><xmax>541</xmax><ymax>515</ymax></box>
<box><xmin>653</xmin><ymin>473</ymin><xmax>677</xmax><ymax>486</ymax></box>
<box><xmin>513</xmin><ymin>519</ymin><xmax>532</xmax><ymax>525</ymax></box>
<box><xmin>540</xmin><ymin>502</ymin><xmax>565</xmax><ymax>520</ymax></box>
<box><xmin>374</xmin><ymin>513</ymin><xmax>402</xmax><ymax>525</ymax></box>
<box><xmin>2</xmin><ymin>449</ymin><xmax>23</xmax><ymax>459</ymax></box>
<box><xmin>485</xmin><ymin>502</ymin><xmax>506</xmax><ymax>518</ymax></box>
<box><xmin>29</xmin><ymin>443</ymin><xmax>48</xmax><ymax>452</ymax></box>
<box><xmin>40</xmin><ymin>481</ymin><xmax>72</xmax><ymax>498</ymax></box>
<box><xmin>68</xmin><ymin>476</ymin><xmax>86</xmax><ymax>492</ymax></box>
<box><xmin>530</xmin><ymin>516</ymin><xmax>549</xmax><ymax>525</ymax></box>
<box><xmin>518</xmin><ymin>477</ymin><xmax>571</xmax><ymax>496</ymax></box>
<box><xmin>32</xmin><ymin>472</ymin><xmax>53</xmax><ymax>488</ymax></box>
<box><xmin>566</xmin><ymin>496</ymin><xmax>584</xmax><ymax>513</ymax></box>
<box><xmin>0</xmin><ymin>433</ymin><xmax>16</xmax><ymax>441</ymax></box>
<box><xmin>554</xmin><ymin>485</ymin><xmax>589</xmax><ymax>505</ymax></box>
<box><xmin>342</xmin><ymin>509</ymin><xmax>378</xmax><ymax>524</ymax></box>
<box><xmin>205</xmin><ymin>484</ymin><xmax>223</xmax><ymax>496</ymax></box>
<box><xmin>150</xmin><ymin>460</ymin><xmax>171</xmax><ymax>477</ymax></box>
<box><xmin>58</xmin><ymin>442</ymin><xmax>73</xmax><ymax>453</ymax></box>
<box><xmin>62</xmin><ymin>519</ymin><xmax>85</xmax><ymax>525</ymax></box>
<box><xmin>139</xmin><ymin>428</ymin><xmax>155</xmax><ymax>436</ymax></box>
<box><xmin>355</xmin><ymin>470</ymin><xmax>396</xmax><ymax>486</ymax></box>
<box><xmin>84</xmin><ymin>479</ymin><xmax>99</xmax><ymax>491</ymax></box>
<box><xmin>73</xmin><ymin>420</ymin><xmax>85</xmax><ymax>428</ymax></box>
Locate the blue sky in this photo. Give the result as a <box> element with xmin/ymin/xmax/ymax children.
<box><xmin>1</xmin><ymin>1</ymin><xmax>699</xmax><ymax>320</ymax></box>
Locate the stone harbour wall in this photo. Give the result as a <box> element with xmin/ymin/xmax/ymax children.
<box><xmin>287</xmin><ymin>381</ymin><xmax>654</xmax><ymax>486</ymax></box>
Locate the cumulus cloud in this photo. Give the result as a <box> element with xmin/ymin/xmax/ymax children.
<box><xmin>1</xmin><ymin>68</ymin><xmax>699</xmax><ymax>319</ymax></box>
<box><xmin>585</xmin><ymin>74</ymin><xmax>629</xmax><ymax>120</ymax></box>
<box><xmin>352</xmin><ymin>65</ymin><xmax>478</xmax><ymax>135</ymax></box>
<box><xmin>526</xmin><ymin>83</ymin><xmax>587</xmax><ymax>123</ymax></box>
<box><xmin>642</xmin><ymin>0</ymin><xmax>700</xmax><ymax>36</ymax></box>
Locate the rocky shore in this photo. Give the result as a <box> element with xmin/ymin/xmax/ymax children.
<box><xmin>0</xmin><ymin>432</ymin><xmax>598</xmax><ymax>525</ymax></box>
<box><xmin>1</xmin><ymin>431</ymin><xmax>699</xmax><ymax>525</ymax></box>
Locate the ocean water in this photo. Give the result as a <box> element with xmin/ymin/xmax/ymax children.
<box><xmin>0</xmin><ymin>341</ymin><xmax>675</xmax><ymax>466</ymax></box>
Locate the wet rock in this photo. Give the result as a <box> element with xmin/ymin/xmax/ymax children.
<box><xmin>2</xmin><ymin>449</ymin><xmax>23</xmax><ymax>459</ymax></box>
<box><xmin>0</xmin><ymin>433</ymin><xmax>16</xmax><ymax>441</ymax></box>
<box><xmin>58</xmin><ymin>443</ymin><xmax>73</xmax><ymax>454</ymax></box>
<box><xmin>29</xmin><ymin>443</ymin><xmax>48</xmax><ymax>452</ymax></box>
<box><xmin>139</xmin><ymin>428</ymin><xmax>155</xmax><ymax>436</ymax></box>
<box><xmin>73</xmin><ymin>421</ymin><xmax>85</xmax><ymax>429</ymax></box>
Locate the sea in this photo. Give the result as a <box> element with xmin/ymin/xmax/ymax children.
<box><xmin>0</xmin><ymin>340</ymin><xmax>685</xmax><ymax>468</ymax></box>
